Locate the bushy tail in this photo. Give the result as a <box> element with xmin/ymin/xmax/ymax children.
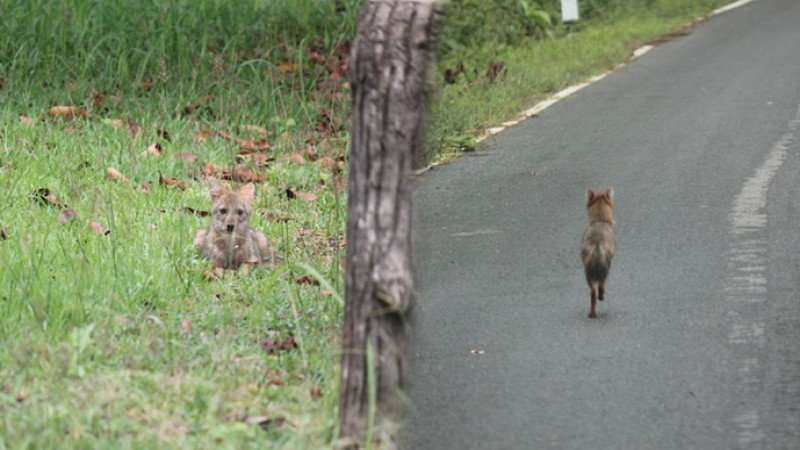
<box><xmin>584</xmin><ymin>246</ymin><xmax>610</xmax><ymax>284</ymax></box>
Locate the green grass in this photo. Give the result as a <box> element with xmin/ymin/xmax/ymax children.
<box><xmin>1</xmin><ymin>0</ymin><xmax>732</xmax><ymax>448</ymax></box>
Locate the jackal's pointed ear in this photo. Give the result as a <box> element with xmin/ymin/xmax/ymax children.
<box><xmin>586</xmin><ymin>188</ymin><xmax>597</xmax><ymax>206</ymax></box>
<box><xmin>604</xmin><ymin>188</ymin><xmax>614</xmax><ymax>204</ymax></box>
<box><xmin>208</xmin><ymin>178</ymin><xmax>225</xmax><ymax>201</ymax></box>
<box><xmin>237</xmin><ymin>182</ymin><xmax>255</xmax><ymax>205</ymax></box>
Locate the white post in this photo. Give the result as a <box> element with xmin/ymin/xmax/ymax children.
<box><xmin>561</xmin><ymin>0</ymin><xmax>579</xmax><ymax>23</ymax></box>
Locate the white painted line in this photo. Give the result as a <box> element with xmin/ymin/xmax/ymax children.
<box><xmin>632</xmin><ymin>45</ymin><xmax>654</xmax><ymax>58</ymax></box>
<box><xmin>713</xmin><ymin>0</ymin><xmax>760</xmax><ymax>16</ymax></box>
<box><xmin>724</xmin><ymin>98</ymin><xmax>800</xmax><ymax>448</ymax></box>
<box><xmin>451</xmin><ymin>229</ymin><xmax>503</xmax><ymax>237</ymax></box>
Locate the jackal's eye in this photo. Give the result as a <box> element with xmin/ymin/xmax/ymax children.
<box><xmin>237</xmin><ymin>209</ymin><xmax>245</xmax><ymax>216</ymax></box>
<box><xmin>219</xmin><ymin>208</ymin><xmax>228</xmax><ymax>214</ymax></box>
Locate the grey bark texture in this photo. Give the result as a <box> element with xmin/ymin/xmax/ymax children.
<box><xmin>339</xmin><ymin>0</ymin><xmax>438</xmax><ymax>447</ymax></box>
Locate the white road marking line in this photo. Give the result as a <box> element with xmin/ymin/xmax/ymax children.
<box><xmin>725</xmin><ymin>100</ymin><xmax>800</xmax><ymax>446</ymax></box>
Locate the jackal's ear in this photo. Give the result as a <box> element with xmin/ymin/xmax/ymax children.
<box><xmin>237</xmin><ymin>182</ymin><xmax>255</xmax><ymax>205</ymax></box>
<box><xmin>208</xmin><ymin>178</ymin><xmax>225</xmax><ymax>201</ymax></box>
<box><xmin>586</xmin><ymin>189</ymin><xmax>597</xmax><ymax>206</ymax></box>
<box><xmin>604</xmin><ymin>188</ymin><xmax>614</xmax><ymax>204</ymax></box>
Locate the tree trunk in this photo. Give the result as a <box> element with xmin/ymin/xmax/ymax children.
<box><xmin>339</xmin><ymin>0</ymin><xmax>438</xmax><ymax>447</ymax></box>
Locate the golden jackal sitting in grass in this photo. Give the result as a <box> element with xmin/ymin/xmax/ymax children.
<box><xmin>194</xmin><ymin>178</ymin><xmax>270</xmax><ymax>271</ymax></box>
<box><xmin>581</xmin><ymin>188</ymin><xmax>616</xmax><ymax>318</ymax></box>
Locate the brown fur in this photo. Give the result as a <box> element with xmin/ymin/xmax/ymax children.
<box><xmin>581</xmin><ymin>188</ymin><xmax>616</xmax><ymax>318</ymax></box>
<box><xmin>194</xmin><ymin>178</ymin><xmax>271</xmax><ymax>270</ymax></box>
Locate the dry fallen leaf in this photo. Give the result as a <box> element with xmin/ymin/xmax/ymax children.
<box><xmin>276</xmin><ymin>63</ymin><xmax>300</xmax><ymax>74</ymax></box>
<box><xmin>183</xmin><ymin>94</ymin><xmax>214</xmax><ymax>115</ymax></box>
<box><xmin>294</xmin><ymin>275</ymin><xmax>320</xmax><ymax>286</ymax></box>
<box><xmin>178</xmin><ymin>153</ymin><xmax>199</xmax><ymax>164</ymax></box>
<box><xmin>127</xmin><ymin>119</ymin><xmax>140</xmax><ymax>137</ymax></box>
<box><xmin>58</xmin><ymin>209</ymin><xmax>79</xmax><ymax>225</ymax></box>
<box><xmin>48</xmin><ymin>106</ymin><xmax>89</xmax><ymax>119</ymax></box>
<box><xmin>239</xmin><ymin>137</ymin><xmax>270</xmax><ymax>152</ymax></box>
<box><xmin>181</xmin><ymin>319</ymin><xmax>192</xmax><ymax>332</ymax></box>
<box><xmin>183</xmin><ymin>206</ymin><xmax>210</xmax><ymax>217</ymax></box>
<box><xmin>159</xmin><ymin>174</ymin><xmax>186</xmax><ymax>189</ymax></box>
<box><xmin>86</xmin><ymin>219</ymin><xmax>110</xmax><ymax>235</ymax></box>
<box><xmin>292</xmin><ymin>191</ymin><xmax>316</xmax><ymax>203</ymax></box>
<box><xmin>105</xmin><ymin>167</ymin><xmax>128</xmax><ymax>182</ymax></box>
<box><xmin>239</xmin><ymin>124</ymin><xmax>267</xmax><ymax>135</ymax></box>
<box><xmin>317</xmin><ymin>156</ymin><xmax>339</xmax><ymax>173</ymax></box>
<box><xmin>303</xmin><ymin>143</ymin><xmax>319</xmax><ymax>161</ymax></box>
<box><xmin>194</xmin><ymin>129</ymin><xmax>215</xmax><ymax>142</ymax></box>
<box><xmin>19</xmin><ymin>113</ymin><xmax>35</xmax><ymax>126</ymax></box>
<box><xmin>34</xmin><ymin>188</ymin><xmax>67</xmax><ymax>208</ymax></box>
<box><xmin>135</xmin><ymin>182</ymin><xmax>151</xmax><ymax>193</ymax></box>
<box><xmin>141</xmin><ymin>142</ymin><xmax>162</xmax><ymax>157</ymax></box>
<box><xmin>0</xmin><ymin>227</ymin><xmax>8</xmax><ymax>240</ymax></box>
<box><xmin>237</xmin><ymin>153</ymin><xmax>273</xmax><ymax>165</ymax></box>
<box><xmin>310</xmin><ymin>386</ymin><xmax>323</xmax><ymax>400</ymax></box>
<box><xmin>287</xmin><ymin>153</ymin><xmax>305</xmax><ymax>165</ymax></box>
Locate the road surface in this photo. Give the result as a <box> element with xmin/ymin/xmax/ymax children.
<box><xmin>407</xmin><ymin>0</ymin><xmax>800</xmax><ymax>448</ymax></box>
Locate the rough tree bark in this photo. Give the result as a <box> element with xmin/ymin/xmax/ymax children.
<box><xmin>339</xmin><ymin>0</ymin><xmax>438</xmax><ymax>447</ymax></box>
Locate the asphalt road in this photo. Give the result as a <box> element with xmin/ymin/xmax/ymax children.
<box><xmin>407</xmin><ymin>0</ymin><xmax>800</xmax><ymax>448</ymax></box>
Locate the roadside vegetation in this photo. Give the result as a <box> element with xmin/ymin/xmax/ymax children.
<box><xmin>0</xmin><ymin>0</ymin><xmax>729</xmax><ymax>447</ymax></box>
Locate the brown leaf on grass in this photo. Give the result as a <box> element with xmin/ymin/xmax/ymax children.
<box><xmin>141</xmin><ymin>142</ymin><xmax>162</xmax><ymax>157</ymax></box>
<box><xmin>303</xmin><ymin>143</ymin><xmax>319</xmax><ymax>161</ymax></box>
<box><xmin>310</xmin><ymin>386</ymin><xmax>323</xmax><ymax>400</ymax></box>
<box><xmin>309</xmin><ymin>51</ymin><xmax>326</xmax><ymax>64</ymax></box>
<box><xmin>86</xmin><ymin>219</ymin><xmax>110</xmax><ymax>235</ymax></box>
<box><xmin>178</xmin><ymin>153</ymin><xmax>199</xmax><ymax>164</ymax></box>
<box><xmin>239</xmin><ymin>124</ymin><xmax>267</xmax><ymax>135</ymax></box>
<box><xmin>159</xmin><ymin>174</ymin><xmax>186</xmax><ymax>189</ymax></box>
<box><xmin>183</xmin><ymin>94</ymin><xmax>214</xmax><ymax>115</ymax></box>
<box><xmin>287</xmin><ymin>152</ymin><xmax>305</xmax><ymax>165</ymax></box>
<box><xmin>183</xmin><ymin>206</ymin><xmax>210</xmax><ymax>217</ymax></box>
<box><xmin>276</xmin><ymin>63</ymin><xmax>300</xmax><ymax>74</ymax></box>
<box><xmin>239</xmin><ymin>137</ymin><xmax>270</xmax><ymax>152</ymax></box>
<box><xmin>58</xmin><ymin>209</ymin><xmax>79</xmax><ymax>225</ymax></box>
<box><xmin>105</xmin><ymin>167</ymin><xmax>128</xmax><ymax>182</ymax></box>
<box><xmin>64</xmin><ymin>125</ymin><xmax>76</xmax><ymax>136</ymax></box>
<box><xmin>127</xmin><ymin>119</ymin><xmax>140</xmax><ymax>137</ymax></box>
<box><xmin>199</xmin><ymin>163</ymin><xmax>216</xmax><ymax>178</ymax></box>
<box><xmin>260</xmin><ymin>335</ymin><xmax>298</xmax><ymax>354</ymax></box>
<box><xmin>292</xmin><ymin>191</ymin><xmax>316</xmax><ymax>203</ymax></box>
<box><xmin>34</xmin><ymin>188</ymin><xmax>67</xmax><ymax>208</ymax></box>
<box><xmin>48</xmin><ymin>106</ymin><xmax>89</xmax><ymax>119</ymax></box>
<box><xmin>181</xmin><ymin>319</ymin><xmax>192</xmax><ymax>332</ymax></box>
<box><xmin>224</xmin><ymin>169</ymin><xmax>265</xmax><ymax>183</ymax></box>
<box><xmin>194</xmin><ymin>129</ymin><xmax>215</xmax><ymax>142</ymax></box>
<box><xmin>486</xmin><ymin>61</ymin><xmax>507</xmax><ymax>82</ymax></box>
<box><xmin>135</xmin><ymin>182</ymin><xmax>151</xmax><ymax>193</ymax></box>
<box><xmin>91</xmin><ymin>89</ymin><xmax>105</xmax><ymax>111</ymax></box>
<box><xmin>242</xmin><ymin>415</ymin><xmax>286</xmax><ymax>431</ymax></box>
<box><xmin>317</xmin><ymin>156</ymin><xmax>340</xmax><ymax>173</ymax></box>
<box><xmin>19</xmin><ymin>113</ymin><xmax>35</xmax><ymax>126</ymax></box>
<box><xmin>237</xmin><ymin>152</ymin><xmax>273</xmax><ymax>165</ymax></box>
<box><xmin>0</xmin><ymin>226</ymin><xmax>8</xmax><ymax>240</ymax></box>
<box><xmin>294</xmin><ymin>275</ymin><xmax>319</xmax><ymax>286</ymax></box>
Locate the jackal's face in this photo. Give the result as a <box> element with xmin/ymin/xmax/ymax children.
<box><xmin>586</xmin><ymin>188</ymin><xmax>614</xmax><ymax>223</ymax></box>
<box><xmin>208</xmin><ymin>178</ymin><xmax>254</xmax><ymax>235</ymax></box>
